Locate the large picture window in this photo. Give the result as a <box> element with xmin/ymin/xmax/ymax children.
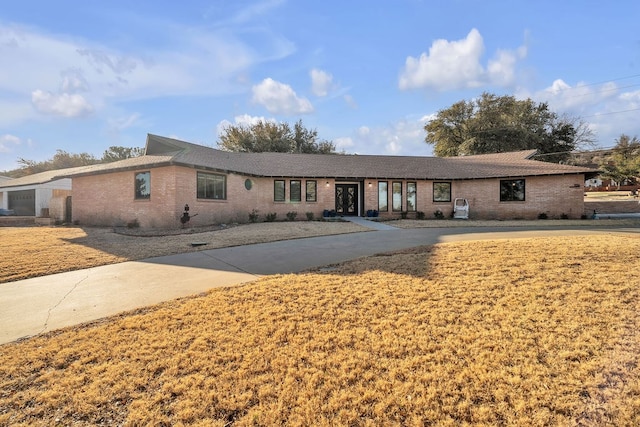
<box><xmin>433</xmin><ymin>182</ymin><xmax>451</xmax><ymax>202</ymax></box>
<box><xmin>406</xmin><ymin>182</ymin><xmax>416</xmax><ymax>212</ymax></box>
<box><xmin>134</xmin><ymin>171</ymin><xmax>150</xmax><ymax>200</ymax></box>
<box><xmin>306</xmin><ymin>180</ymin><xmax>317</xmax><ymax>202</ymax></box>
<box><xmin>290</xmin><ymin>180</ymin><xmax>301</xmax><ymax>202</ymax></box>
<box><xmin>274</xmin><ymin>180</ymin><xmax>285</xmax><ymax>202</ymax></box>
<box><xmin>500</xmin><ymin>179</ymin><xmax>525</xmax><ymax>201</ymax></box>
<box><xmin>197</xmin><ymin>172</ymin><xmax>226</xmax><ymax>200</ymax></box>
<box><xmin>392</xmin><ymin>182</ymin><xmax>402</xmax><ymax>211</ymax></box>
<box><xmin>378</xmin><ymin>181</ymin><xmax>388</xmax><ymax>211</ymax></box>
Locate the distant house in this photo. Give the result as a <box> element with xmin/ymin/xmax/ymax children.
<box><xmin>53</xmin><ymin>134</ymin><xmax>599</xmax><ymax>228</ymax></box>
<box><xmin>0</xmin><ymin>169</ymin><xmax>80</xmax><ymax>221</ymax></box>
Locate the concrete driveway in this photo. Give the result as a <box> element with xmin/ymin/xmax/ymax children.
<box><xmin>2</xmin><ymin>223</ymin><xmax>639</xmax><ymax>345</ymax></box>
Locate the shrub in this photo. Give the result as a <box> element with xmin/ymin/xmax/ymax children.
<box><xmin>248</xmin><ymin>209</ymin><xmax>259</xmax><ymax>223</ymax></box>
<box><xmin>416</xmin><ymin>211</ymin><xmax>425</xmax><ymax>220</ymax></box>
<box><xmin>286</xmin><ymin>211</ymin><xmax>298</xmax><ymax>221</ymax></box>
<box><xmin>401</xmin><ymin>211</ymin><xmax>408</xmax><ymax>219</ymax></box>
<box><xmin>265</xmin><ymin>212</ymin><xmax>277</xmax><ymax>222</ymax></box>
<box><xmin>306</xmin><ymin>212</ymin><xmax>314</xmax><ymax>221</ymax></box>
<box><xmin>127</xmin><ymin>218</ymin><xmax>140</xmax><ymax>228</ymax></box>
<box><xmin>560</xmin><ymin>213</ymin><xmax>569</xmax><ymax>220</ymax></box>
<box><xmin>538</xmin><ymin>212</ymin><xmax>548</xmax><ymax>220</ymax></box>
<box><xmin>434</xmin><ymin>209</ymin><xmax>444</xmax><ymax>219</ymax></box>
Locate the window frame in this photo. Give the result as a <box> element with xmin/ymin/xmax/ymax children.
<box><xmin>196</xmin><ymin>172</ymin><xmax>227</xmax><ymax>200</ymax></box>
<box><xmin>274</xmin><ymin>180</ymin><xmax>285</xmax><ymax>202</ymax></box>
<box><xmin>406</xmin><ymin>182</ymin><xmax>417</xmax><ymax>212</ymax></box>
<box><xmin>378</xmin><ymin>181</ymin><xmax>388</xmax><ymax>212</ymax></box>
<box><xmin>134</xmin><ymin>171</ymin><xmax>151</xmax><ymax>200</ymax></box>
<box><xmin>433</xmin><ymin>182</ymin><xmax>451</xmax><ymax>203</ymax></box>
<box><xmin>500</xmin><ymin>179</ymin><xmax>526</xmax><ymax>202</ymax></box>
<box><xmin>290</xmin><ymin>180</ymin><xmax>301</xmax><ymax>202</ymax></box>
<box><xmin>392</xmin><ymin>181</ymin><xmax>403</xmax><ymax>212</ymax></box>
<box><xmin>306</xmin><ymin>180</ymin><xmax>317</xmax><ymax>202</ymax></box>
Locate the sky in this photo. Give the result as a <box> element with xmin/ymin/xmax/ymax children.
<box><xmin>1</xmin><ymin>0</ymin><xmax>640</xmax><ymax>172</ymax></box>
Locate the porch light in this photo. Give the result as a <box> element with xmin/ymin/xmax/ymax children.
<box><xmin>368</xmin><ymin>182</ymin><xmax>372</xmax><ymax>188</ymax></box>
<box><xmin>326</xmin><ymin>181</ymin><xmax>330</xmax><ymax>187</ymax></box>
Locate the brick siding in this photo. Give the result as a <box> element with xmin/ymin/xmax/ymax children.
<box><xmin>72</xmin><ymin>166</ymin><xmax>587</xmax><ymax>227</ymax></box>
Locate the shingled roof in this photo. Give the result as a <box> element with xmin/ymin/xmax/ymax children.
<box><xmin>57</xmin><ymin>133</ymin><xmax>598</xmax><ymax>181</ymax></box>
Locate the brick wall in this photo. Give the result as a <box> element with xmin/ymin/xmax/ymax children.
<box><xmin>72</xmin><ymin>166</ymin><xmax>588</xmax><ymax>227</ymax></box>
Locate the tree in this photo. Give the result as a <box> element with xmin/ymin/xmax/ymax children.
<box><xmin>102</xmin><ymin>146</ymin><xmax>144</xmax><ymax>162</ymax></box>
<box><xmin>598</xmin><ymin>134</ymin><xmax>640</xmax><ymax>188</ymax></box>
<box><xmin>10</xmin><ymin>146</ymin><xmax>143</xmax><ymax>178</ymax></box>
<box><xmin>424</xmin><ymin>92</ymin><xmax>595</xmax><ymax>162</ymax></box>
<box><xmin>218</xmin><ymin>119</ymin><xmax>336</xmax><ymax>154</ymax></box>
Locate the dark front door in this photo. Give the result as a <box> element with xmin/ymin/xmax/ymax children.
<box><xmin>335</xmin><ymin>184</ymin><xmax>358</xmax><ymax>216</ymax></box>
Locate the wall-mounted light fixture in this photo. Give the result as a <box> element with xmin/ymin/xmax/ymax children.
<box><xmin>325</xmin><ymin>181</ymin><xmax>330</xmax><ymax>187</ymax></box>
<box><xmin>368</xmin><ymin>182</ymin><xmax>372</xmax><ymax>188</ymax></box>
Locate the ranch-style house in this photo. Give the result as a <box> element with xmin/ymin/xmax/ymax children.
<box><xmin>54</xmin><ymin>134</ymin><xmax>598</xmax><ymax>228</ymax></box>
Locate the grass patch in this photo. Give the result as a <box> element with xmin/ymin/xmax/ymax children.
<box><xmin>1</xmin><ymin>235</ymin><xmax>640</xmax><ymax>425</ymax></box>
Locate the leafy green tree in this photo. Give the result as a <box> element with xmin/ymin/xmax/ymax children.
<box><xmin>218</xmin><ymin>119</ymin><xmax>336</xmax><ymax>154</ymax></box>
<box><xmin>599</xmin><ymin>134</ymin><xmax>640</xmax><ymax>188</ymax></box>
<box><xmin>424</xmin><ymin>92</ymin><xmax>594</xmax><ymax>162</ymax></box>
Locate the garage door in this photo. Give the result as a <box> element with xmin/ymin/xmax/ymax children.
<box><xmin>8</xmin><ymin>190</ymin><xmax>36</xmax><ymax>216</ymax></box>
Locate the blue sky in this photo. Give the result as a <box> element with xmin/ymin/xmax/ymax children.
<box><xmin>1</xmin><ymin>0</ymin><xmax>640</xmax><ymax>171</ymax></box>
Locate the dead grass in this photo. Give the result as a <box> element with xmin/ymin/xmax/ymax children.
<box><xmin>1</xmin><ymin>235</ymin><xmax>640</xmax><ymax>425</ymax></box>
<box><xmin>0</xmin><ymin>221</ymin><xmax>368</xmax><ymax>283</ymax></box>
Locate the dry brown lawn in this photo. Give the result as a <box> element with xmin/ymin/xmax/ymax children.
<box><xmin>1</xmin><ymin>233</ymin><xmax>640</xmax><ymax>425</ymax></box>
<box><xmin>0</xmin><ymin>221</ymin><xmax>368</xmax><ymax>283</ymax></box>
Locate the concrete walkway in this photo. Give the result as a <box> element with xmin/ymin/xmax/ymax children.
<box><xmin>2</xmin><ymin>225</ymin><xmax>639</xmax><ymax>345</ymax></box>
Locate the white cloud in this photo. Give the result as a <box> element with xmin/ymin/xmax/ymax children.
<box><xmin>343</xmin><ymin>94</ymin><xmax>358</xmax><ymax>109</ymax></box>
<box><xmin>337</xmin><ymin>118</ymin><xmax>433</xmax><ymax>156</ymax></box>
<box><xmin>334</xmin><ymin>136</ymin><xmax>355</xmax><ymax>151</ymax></box>
<box><xmin>107</xmin><ymin>113</ymin><xmax>141</xmax><ymax>132</ymax></box>
<box><xmin>310</xmin><ymin>68</ymin><xmax>333</xmax><ymax>97</ymax></box>
<box><xmin>0</xmin><ymin>134</ymin><xmax>21</xmax><ymax>153</ymax></box>
<box><xmin>31</xmin><ymin>89</ymin><xmax>94</xmax><ymax>117</ymax></box>
<box><xmin>0</xmin><ymin>20</ymin><xmax>296</xmax><ymax>124</ymax></box>
<box><xmin>251</xmin><ymin>78</ymin><xmax>314</xmax><ymax>115</ymax></box>
<box><xmin>215</xmin><ymin>114</ymin><xmax>275</xmax><ymax>137</ymax></box>
<box><xmin>398</xmin><ymin>28</ymin><xmax>526</xmax><ymax>91</ymax></box>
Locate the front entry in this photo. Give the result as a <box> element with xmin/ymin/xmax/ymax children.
<box><xmin>335</xmin><ymin>184</ymin><xmax>358</xmax><ymax>216</ymax></box>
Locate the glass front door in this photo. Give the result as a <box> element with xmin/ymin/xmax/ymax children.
<box><xmin>335</xmin><ymin>184</ymin><xmax>358</xmax><ymax>216</ymax></box>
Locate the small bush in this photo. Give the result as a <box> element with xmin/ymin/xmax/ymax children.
<box><xmin>265</xmin><ymin>212</ymin><xmax>277</xmax><ymax>222</ymax></box>
<box><xmin>560</xmin><ymin>213</ymin><xmax>569</xmax><ymax>220</ymax></box>
<box><xmin>416</xmin><ymin>211</ymin><xmax>425</xmax><ymax>220</ymax></box>
<box><xmin>286</xmin><ymin>211</ymin><xmax>298</xmax><ymax>221</ymax></box>
<box><xmin>306</xmin><ymin>212</ymin><xmax>314</xmax><ymax>221</ymax></box>
<box><xmin>538</xmin><ymin>212</ymin><xmax>548</xmax><ymax>220</ymax></box>
<box><xmin>248</xmin><ymin>209</ymin><xmax>259</xmax><ymax>223</ymax></box>
<box><xmin>401</xmin><ymin>211</ymin><xmax>408</xmax><ymax>219</ymax></box>
<box><xmin>434</xmin><ymin>209</ymin><xmax>444</xmax><ymax>219</ymax></box>
<box><xmin>127</xmin><ymin>218</ymin><xmax>140</xmax><ymax>228</ymax></box>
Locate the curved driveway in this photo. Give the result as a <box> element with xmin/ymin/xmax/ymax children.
<box><xmin>1</xmin><ymin>223</ymin><xmax>638</xmax><ymax>345</ymax></box>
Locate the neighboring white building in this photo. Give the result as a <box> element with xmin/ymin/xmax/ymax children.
<box><xmin>0</xmin><ymin>169</ymin><xmax>79</xmax><ymax>220</ymax></box>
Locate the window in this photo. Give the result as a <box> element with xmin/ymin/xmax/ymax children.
<box><xmin>274</xmin><ymin>180</ymin><xmax>285</xmax><ymax>202</ymax></box>
<box><xmin>134</xmin><ymin>171</ymin><xmax>150</xmax><ymax>199</ymax></box>
<box><xmin>500</xmin><ymin>179</ymin><xmax>525</xmax><ymax>201</ymax></box>
<box><xmin>433</xmin><ymin>182</ymin><xmax>451</xmax><ymax>202</ymax></box>
<box><xmin>406</xmin><ymin>182</ymin><xmax>416</xmax><ymax>212</ymax></box>
<box><xmin>378</xmin><ymin>181</ymin><xmax>388</xmax><ymax>211</ymax></box>
<box><xmin>306</xmin><ymin>180</ymin><xmax>317</xmax><ymax>202</ymax></box>
<box><xmin>290</xmin><ymin>180</ymin><xmax>301</xmax><ymax>202</ymax></box>
<box><xmin>197</xmin><ymin>172</ymin><xmax>226</xmax><ymax>200</ymax></box>
<box><xmin>392</xmin><ymin>182</ymin><xmax>402</xmax><ymax>211</ymax></box>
